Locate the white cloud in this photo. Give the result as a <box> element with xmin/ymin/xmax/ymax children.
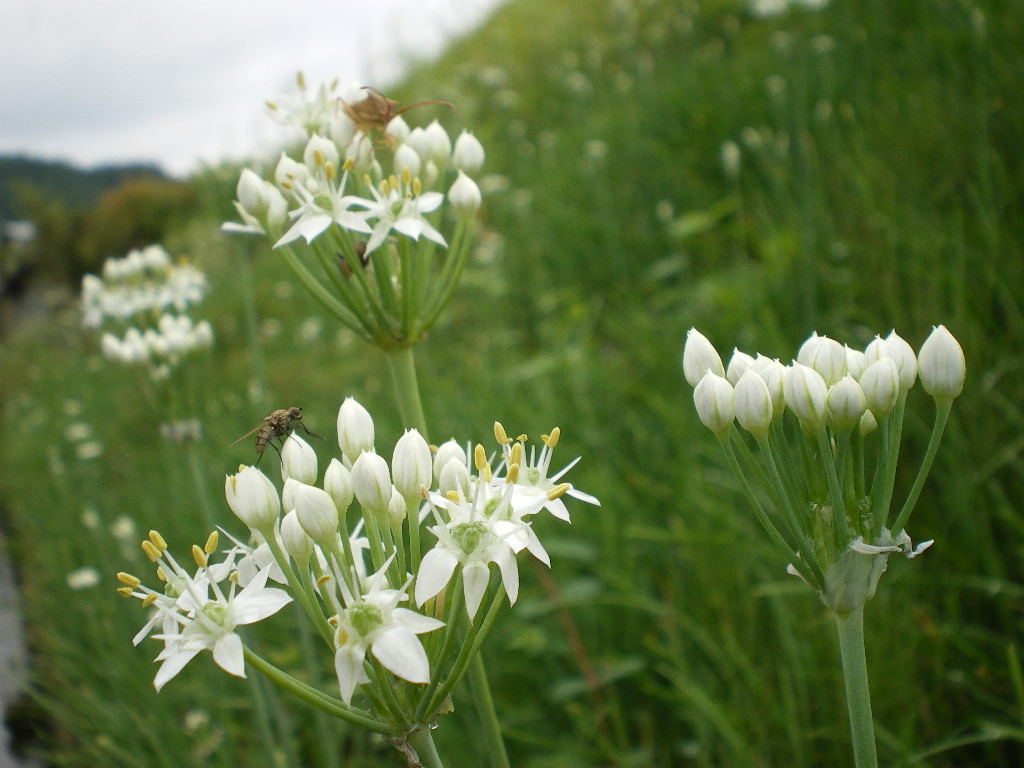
<box><xmin>0</xmin><ymin>0</ymin><xmax>499</xmax><ymax>175</ymax></box>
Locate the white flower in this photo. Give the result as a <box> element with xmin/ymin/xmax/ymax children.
<box><xmin>682</xmin><ymin>328</ymin><xmax>725</xmax><ymax>387</ymax></box>
<box><xmin>499</xmin><ymin>427</ymin><xmax>600</xmax><ymax>522</ymax></box>
<box><xmin>416</xmin><ymin>478</ymin><xmax>542</xmax><ymax>620</ymax></box>
<box><xmin>151</xmin><ymin>565</ymin><xmax>292</xmax><ymax>691</ymax></box>
<box><xmin>274</xmin><ymin>174</ymin><xmax>372</xmax><ymax>248</ymax></box>
<box><xmin>918</xmin><ymin>325</ymin><xmax>965</xmax><ymax>401</ymax></box>
<box><xmin>333</xmin><ymin>559</ymin><xmax>443</xmax><ymax>704</ymax></box>
<box><xmin>349</xmin><ymin>179</ymin><xmax>447</xmax><ymax>255</ymax></box>
<box><xmin>693</xmin><ymin>371</ymin><xmax>735</xmax><ymax>436</ymax></box>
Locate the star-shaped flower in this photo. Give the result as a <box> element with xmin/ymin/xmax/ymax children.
<box><xmin>348</xmin><ymin>179</ymin><xmax>447</xmax><ymax>255</ymax></box>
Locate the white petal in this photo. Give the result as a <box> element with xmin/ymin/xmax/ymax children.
<box><xmin>153</xmin><ymin>648</ymin><xmax>201</xmax><ymax>692</ymax></box>
<box><xmin>462</xmin><ymin>560</ymin><xmax>490</xmax><ymax>620</ymax></box>
<box><xmin>494</xmin><ymin>549</ymin><xmax>520</xmax><ymax>605</ymax></box>
<box><xmin>391</xmin><ymin>607</ymin><xmax>444</xmax><ymax>635</ymax></box>
<box><xmin>213</xmin><ymin>632</ymin><xmax>246</xmax><ymax>678</ymax></box>
<box><xmin>567</xmin><ymin>487</ymin><xmax>601</xmax><ymax>507</ymax></box>
<box><xmin>416</xmin><ymin>192</ymin><xmax>444</xmax><ymax>213</ymax></box>
<box><xmin>232</xmin><ymin>587</ymin><xmax>293</xmax><ymax>625</ymax></box>
<box><xmin>370</xmin><ymin>626</ymin><xmax>431</xmax><ymax>684</ymax></box>
<box><xmin>414</xmin><ymin>547</ymin><xmax>459</xmax><ymax>605</ymax></box>
<box><xmin>335</xmin><ymin>642</ymin><xmax>369</xmax><ymax>705</ymax></box>
<box><xmin>543</xmin><ymin>498</ymin><xmax>572</xmax><ymax>523</ymax></box>
<box><xmin>908</xmin><ymin>539</ymin><xmax>934</xmax><ymax>558</ymax></box>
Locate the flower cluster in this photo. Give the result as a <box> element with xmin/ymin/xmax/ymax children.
<box><xmin>683</xmin><ymin>325</ymin><xmax>964</xmax><ymax>613</ymax></box>
<box><xmin>81</xmin><ymin>245</ymin><xmax>207</xmax><ymax>328</ymax></box>
<box><xmin>80</xmin><ymin>245</ymin><xmax>214</xmax><ymax>383</ymax></box>
<box><xmin>122</xmin><ymin>397</ymin><xmax>598</xmax><ymax>721</ymax></box>
<box><xmin>223</xmin><ymin>75</ymin><xmax>486</xmax><ymax>348</ymax></box>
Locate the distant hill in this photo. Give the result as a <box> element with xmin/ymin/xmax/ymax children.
<box><xmin>0</xmin><ymin>155</ymin><xmax>168</xmax><ymax>221</ymax></box>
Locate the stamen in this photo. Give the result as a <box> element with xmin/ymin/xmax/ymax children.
<box><xmin>506</xmin><ymin>463</ymin><xmax>520</xmax><ymax>484</ymax></box>
<box><xmin>543</xmin><ymin>427</ymin><xmax>560</xmax><ymax>448</ymax></box>
<box><xmin>204</xmin><ymin>531</ymin><xmax>219</xmax><ymax>554</ymax></box>
<box><xmin>547</xmin><ymin>482</ymin><xmax>571</xmax><ymax>500</ymax></box>
<box><xmin>141</xmin><ymin>540</ymin><xmax>161</xmax><ymax>562</ymax></box>
<box><xmin>116</xmin><ymin>586</ymin><xmax>133</xmax><ymax>598</ymax></box>
<box><xmin>142</xmin><ymin>593</ymin><xmax>158</xmax><ymax>608</ymax></box>
<box><xmin>493</xmin><ymin>422</ymin><xmax>509</xmax><ymax>445</ymax></box>
<box><xmin>191</xmin><ymin>545</ymin><xmax>207</xmax><ymax>568</ymax></box>
<box><xmin>117</xmin><ymin>572</ymin><xmax>141</xmax><ymax>588</ymax></box>
<box><xmin>148</xmin><ymin>530</ymin><xmax>167</xmax><ymax>551</ymax></box>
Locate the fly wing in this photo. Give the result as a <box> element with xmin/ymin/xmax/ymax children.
<box><xmin>231</xmin><ymin>423</ymin><xmax>265</xmax><ymax>446</ymax></box>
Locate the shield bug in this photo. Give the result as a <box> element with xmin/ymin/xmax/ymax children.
<box><xmin>342</xmin><ymin>86</ymin><xmax>453</xmax><ymax>141</ymax></box>
<box><xmin>232</xmin><ymin>406</ymin><xmax>324</xmax><ymax>463</ymax></box>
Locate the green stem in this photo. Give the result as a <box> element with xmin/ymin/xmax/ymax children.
<box><xmin>385</xmin><ymin>346</ymin><xmax>428</xmax><ymax>435</ymax></box>
<box><xmin>406</xmin><ymin>726</ymin><xmax>446</xmax><ymax>768</ymax></box>
<box><xmin>834</xmin><ymin>606</ymin><xmax>879</xmax><ymax>768</ymax></box>
<box><xmin>888</xmin><ymin>400</ymin><xmax>951</xmax><ymax>536</ymax></box>
<box><xmin>468</xmin><ymin>654</ymin><xmax>512</xmax><ymax>768</ymax></box>
<box><xmin>242</xmin><ymin>647</ymin><xmax>397</xmax><ymax>734</ymax></box>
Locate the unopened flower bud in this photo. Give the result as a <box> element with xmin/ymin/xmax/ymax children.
<box><xmin>827</xmin><ymin>375</ymin><xmax>867</xmax><ymax>431</ymax></box>
<box><xmin>385</xmin><ymin>115</ymin><xmax>411</xmax><ymax>143</ymax></box>
<box><xmin>433</xmin><ymin>439</ymin><xmax>467</xmax><ymax>483</ymax></box>
<box><xmin>352</xmin><ymin>451</ymin><xmax>392</xmax><ymax>511</ymax></box>
<box><xmin>303</xmin><ymin>134</ymin><xmax>339</xmax><ymax>171</ymax></box>
<box><xmin>282</xmin><ymin>434</ymin><xmax>318</xmax><ymax>485</ymax></box>
<box><xmin>917</xmin><ymin>324</ymin><xmax>966</xmax><ymax>401</ymax></box>
<box><xmin>393</xmin><ymin>143</ymin><xmax>422</xmax><ymax>179</ymax></box>
<box><xmin>452</xmin><ymin>131</ymin><xmax>485</xmax><ymax>174</ymax></box>
<box><xmin>726</xmin><ymin>349</ymin><xmax>755</xmax><ymax>385</ymax></box>
<box><xmin>859</xmin><ymin>357</ymin><xmax>900</xmax><ymax>416</ymax></box>
<box><xmin>392</xmin><ymin>429</ymin><xmax>432</xmax><ymax>497</ymax></box>
<box><xmin>438</xmin><ymin>457</ymin><xmax>470</xmax><ymax>497</ymax></box>
<box><xmin>733</xmin><ymin>370</ymin><xmax>773</xmax><ymax>437</ymax></box>
<box><xmin>783</xmin><ymin>362</ymin><xmax>828</xmax><ymax>430</ymax></box>
<box><xmin>885</xmin><ymin>331</ymin><xmax>918</xmax><ymax>391</ymax></box>
<box><xmin>683</xmin><ymin>328</ymin><xmax>725</xmax><ymax>387</ymax></box>
<box><xmin>693</xmin><ymin>372</ymin><xmax>735</xmax><ymax>436</ymax></box>
<box><xmin>845</xmin><ymin>345</ymin><xmax>867</xmax><ymax>380</ymax></box>
<box><xmin>281</xmin><ymin>510</ymin><xmax>315</xmax><ymax>562</ymax></box>
<box><xmin>337</xmin><ymin>397</ymin><xmax>374</xmax><ymax>459</ymax></box>
<box><xmin>294</xmin><ymin>483</ymin><xmax>340</xmax><ymax>544</ymax></box>
<box><xmin>449</xmin><ymin>171</ymin><xmax>482</xmax><ymax>216</ymax></box>
<box><xmin>225</xmin><ymin>466</ymin><xmax>281</xmax><ymax>531</ymax></box>
<box><xmin>387</xmin><ymin>487</ymin><xmax>407</xmax><ymax>527</ymax></box>
<box><xmin>422</xmin><ymin>120</ymin><xmax>452</xmax><ymax>166</ymax></box>
<box><xmin>324</xmin><ymin>458</ymin><xmax>354</xmax><ymax>513</ymax></box>
<box><xmin>798</xmin><ymin>332</ymin><xmax>846</xmax><ymax>386</ymax></box>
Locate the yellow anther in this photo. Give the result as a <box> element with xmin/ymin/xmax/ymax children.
<box><xmin>237</xmin><ymin>464</ymin><xmax>246</xmax><ymax>473</ymax></box>
<box><xmin>547</xmin><ymin>482</ymin><xmax>571</xmax><ymax>501</ymax></box>
<box><xmin>506</xmin><ymin>463</ymin><xmax>520</xmax><ymax>484</ymax></box>
<box><xmin>412</xmin><ymin>177</ymin><xmax>422</xmax><ymax>196</ymax></box>
<box><xmin>313</xmin><ymin>149</ymin><xmax>325</xmax><ymax>167</ymax></box>
<box><xmin>420</xmin><ymin>486</ymin><xmax>430</xmax><ymax>500</ymax></box>
<box><xmin>116</xmin><ymin>586</ymin><xmax>133</xmax><ymax>598</ymax></box>
<box><xmin>117</xmin><ymin>572</ymin><xmax>141</xmax><ymax>588</ymax></box>
<box><xmin>401</xmin><ymin>168</ymin><xmax>412</xmax><ymax>185</ymax></box>
<box><xmin>191</xmin><ymin>545</ymin><xmax>207</xmax><ymax>568</ymax></box>
<box><xmin>510</xmin><ymin>442</ymin><xmax>523</xmax><ymax>467</ymax></box>
<box><xmin>342</xmin><ymin>156</ymin><xmax>354</xmax><ymax>171</ymax></box>
<box><xmin>329</xmin><ymin>616</ymin><xmax>340</xmax><ymax>627</ymax></box>
<box><xmin>155</xmin><ymin>566</ymin><xmax>167</xmax><ymax>582</ymax></box>
<box><xmin>141</xmin><ymin>540</ymin><xmax>161</xmax><ymax>562</ymax></box>
<box><xmin>446</xmin><ymin>490</ymin><xmax>460</xmax><ymax>502</ymax></box>
<box><xmin>204</xmin><ymin>531</ymin><xmax>219</xmax><ymax>555</ymax></box>
<box><xmin>474</xmin><ymin>444</ymin><xmax>488</xmax><ymax>471</ymax></box>
<box><xmin>148</xmin><ymin>530</ymin><xmax>167</xmax><ymax>551</ymax></box>
<box><xmin>142</xmin><ymin>593</ymin><xmax>158</xmax><ymax>608</ymax></box>
<box><xmin>317</xmin><ymin>574</ymin><xmax>332</xmax><ymax>587</ymax></box>
<box><xmin>543</xmin><ymin>427</ymin><xmax>560</xmax><ymax>448</ymax></box>
<box><xmin>493</xmin><ymin>422</ymin><xmax>509</xmax><ymax>445</ymax></box>
<box><xmin>295</xmin><ymin>71</ymin><xmax>306</xmax><ymax>90</ymax></box>
<box><xmin>325</xmin><ymin>162</ymin><xmax>336</xmax><ymax>181</ymax></box>
<box><xmin>281</xmin><ymin>180</ymin><xmax>293</xmax><ymax>190</ymax></box>
<box><xmin>516</xmin><ymin>434</ymin><xmax>527</xmax><ymax>443</ymax></box>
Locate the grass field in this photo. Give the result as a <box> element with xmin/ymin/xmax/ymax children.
<box><xmin>2</xmin><ymin>0</ymin><xmax>1023</xmax><ymax>765</ymax></box>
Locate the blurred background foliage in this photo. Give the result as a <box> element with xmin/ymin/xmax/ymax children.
<box><xmin>1</xmin><ymin>0</ymin><xmax>1022</xmax><ymax>765</ymax></box>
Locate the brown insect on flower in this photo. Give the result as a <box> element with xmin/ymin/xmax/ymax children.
<box><xmin>231</xmin><ymin>406</ymin><xmax>324</xmax><ymax>463</ymax></box>
<box><xmin>341</xmin><ymin>86</ymin><xmax>453</xmax><ymax>142</ymax></box>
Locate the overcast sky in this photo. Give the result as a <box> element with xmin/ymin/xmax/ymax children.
<box><xmin>0</xmin><ymin>0</ymin><xmax>500</xmax><ymax>177</ymax></box>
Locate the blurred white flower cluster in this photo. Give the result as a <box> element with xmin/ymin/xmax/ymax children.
<box><xmin>683</xmin><ymin>325</ymin><xmax>964</xmax><ymax>613</ymax></box>
<box><xmin>223</xmin><ymin>74</ymin><xmax>487</xmax><ymax>348</ymax></box>
<box><xmin>80</xmin><ymin>245</ymin><xmax>213</xmax><ymax>381</ymax></box>
<box><xmin>122</xmin><ymin>397</ymin><xmax>599</xmax><ymax>717</ymax></box>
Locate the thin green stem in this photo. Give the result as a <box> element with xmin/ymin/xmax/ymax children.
<box><xmin>242</xmin><ymin>647</ymin><xmax>397</xmax><ymax>734</ymax></box>
<box><xmin>834</xmin><ymin>606</ymin><xmax>879</xmax><ymax>768</ymax></box>
<box><xmin>888</xmin><ymin>400</ymin><xmax>952</xmax><ymax>536</ymax></box>
<box><xmin>468</xmin><ymin>654</ymin><xmax>512</xmax><ymax>768</ymax></box>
